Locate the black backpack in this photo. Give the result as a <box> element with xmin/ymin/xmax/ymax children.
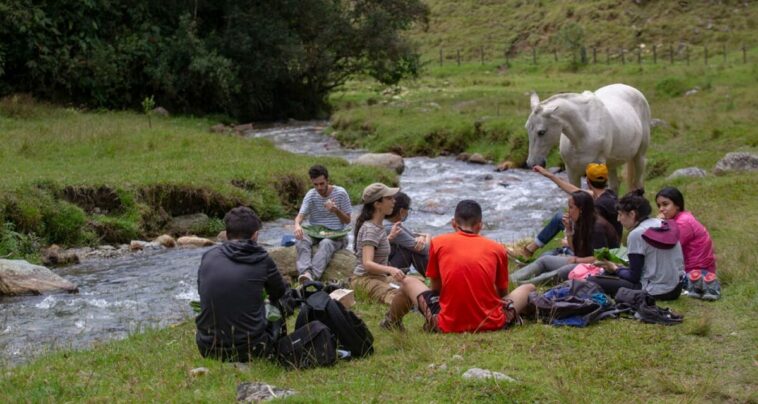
<box><xmin>527</xmin><ymin>280</ymin><xmax>618</xmax><ymax>327</ymax></box>
<box><xmin>615</xmin><ymin>288</ymin><xmax>684</xmax><ymax>325</ymax></box>
<box><xmin>295</xmin><ymin>282</ymin><xmax>374</xmax><ymax>358</ymax></box>
<box><xmin>276</xmin><ymin>320</ymin><xmax>336</xmax><ymax>369</ymax></box>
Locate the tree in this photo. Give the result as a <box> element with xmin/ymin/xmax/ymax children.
<box><xmin>0</xmin><ymin>0</ymin><xmax>429</xmax><ymax>120</ymax></box>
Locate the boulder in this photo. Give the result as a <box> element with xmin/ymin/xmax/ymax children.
<box><xmin>268</xmin><ymin>247</ymin><xmax>355</xmax><ymax>283</ymax></box>
<box><xmin>354</xmin><ymin>153</ymin><xmax>405</xmax><ymax>175</ymax></box>
<box><xmin>210</xmin><ymin>124</ymin><xmax>230</xmax><ymax>134</ymax></box>
<box><xmin>129</xmin><ymin>240</ymin><xmax>148</xmax><ymax>251</ymax></box>
<box><xmin>168</xmin><ymin>213</ymin><xmax>210</xmax><ymax>236</ymax></box>
<box><xmin>462</xmin><ymin>368</ymin><xmax>516</xmax><ymax>382</ymax></box>
<box><xmin>495</xmin><ymin>160</ymin><xmax>515</xmax><ymax>172</ymax></box>
<box><xmin>456</xmin><ymin>152</ymin><xmax>471</xmax><ymax>161</ymax></box>
<box><xmin>177</xmin><ymin>236</ymin><xmax>215</xmax><ymax>248</ymax></box>
<box><xmin>667</xmin><ymin>167</ymin><xmax>707</xmax><ymax>180</ymax></box>
<box><xmin>233</xmin><ymin>123</ymin><xmax>253</xmax><ymax>134</ymax></box>
<box><xmin>713</xmin><ymin>152</ymin><xmax>758</xmax><ymax>175</ymax></box>
<box><xmin>236</xmin><ymin>382</ymin><xmax>295</xmax><ymax>402</ymax></box>
<box><xmin>468</xmin><ymin>153</ymin><xmax>487</xmax><ymax>164</ymax></box>
<box><xmin>42</xmin><ymin>244</ymin><xmax>80</xmax><ymax>267</ymax></box>
<box><xmin>151</xmin><ymin>106</ymin><xmax>169</xmax><ymax>117</ymax></box>
<box><xmin>0</xmin><ymin>259</ymin><xmax>79</xmax><ymax>296</ymax></box>
<box><xmin>154</xmin><ymin>234</ymin><xmax>177</xmax><ymax>248</ymax></box>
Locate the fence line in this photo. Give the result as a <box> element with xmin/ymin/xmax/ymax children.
<box><xmin>429</xmin><ymin>43</ymin><xmax>751</xmax><ymax>67</ymax></box>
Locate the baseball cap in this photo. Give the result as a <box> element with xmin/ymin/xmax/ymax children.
<box><xmin>361</xmin><ymin>183</ymin><xmax>399</xmax><ymax>204</ymax></box>
<box><xmin>585</xmin><ymin>163</ymin><xmax>608</xmax><ymax>183</ymax></box>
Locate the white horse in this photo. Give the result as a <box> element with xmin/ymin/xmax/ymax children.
<box><xmin>525</xmin><ymin>83</ymin><xmax>651</xmax><ymax>192</ymax></box>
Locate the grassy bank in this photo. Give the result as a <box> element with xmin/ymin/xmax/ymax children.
<box><xmin>0</xmin><ymin>96</ymin><xmax>395</xmax><ymax>259</ymax></box>
<box><xmin>1</xmin><ymin>169</ymin><xmax>756</xmax><ymax>401</ymax></box>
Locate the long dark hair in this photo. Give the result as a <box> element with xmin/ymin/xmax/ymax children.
<box><xmin>617</xmin><ymin>189</ymin><xmax>652</xmax><ymax>226</ymax></box>
<box><xmin>354</xmin><ymin>202</ymin><xmax>377</xmax><ymax>252</ymax></box>
<box><xmin>656</xmin><ymin>186</ymin><xmax>685</xmax><ymax>211</ymax></box>
<box><xmin>571</xmin><ymin>191</ymin><xmax>596</xmax><ymax>257</ymax></box>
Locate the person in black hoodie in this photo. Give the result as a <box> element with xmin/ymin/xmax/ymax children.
<box><xmin>196</xmin><ymin>206</ymin><xmax>287</xmax><ymax>362</ymax></box>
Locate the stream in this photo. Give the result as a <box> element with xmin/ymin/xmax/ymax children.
<box><xmin>0</xmin><ymin>123</ymin><xmax>565</xmax><ymax>364</ymax></box>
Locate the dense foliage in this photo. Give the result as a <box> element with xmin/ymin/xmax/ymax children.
<box><xmin>0</xmin><ymin>0</ymin><xmax>428</xmax><ymax>120</ymax></box>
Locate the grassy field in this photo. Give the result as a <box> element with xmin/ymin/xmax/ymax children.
<box><xmin>408</xmin><ymin>0</ymin><xmax>756</xmax><ymax>61</ymax></box>
<box><xmin>2</xmin><ymin>2</ymin><xmax>758</xmax><ymax>401</ymax></box>
<box><xmin>0</xmin><ymin>96</ymin><xmax>394</xmax><ymax>258</ymax></box>
<box><xmin>1</xmin><ymin>63</ymin><xmax>757</xmax><ymax>401</ymax></box>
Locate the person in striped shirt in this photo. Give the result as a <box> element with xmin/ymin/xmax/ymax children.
<box><xmin>294</xmin><ymin>165</ymin><xmax>353</xmax><ymax>283</ymax></box>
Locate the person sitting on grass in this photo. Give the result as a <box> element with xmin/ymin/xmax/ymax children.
<box><xmin>350</xmin><ymin>183</ymin><xmax>404</xmax><ymax>305</ymax></box>
<box><xmin>589</xmin><ymin>189</ymin><xmax>684</xmax><ymax>300</ymax></box>
<box><xmin>512</xmin><ymin>163</ymin><xmax>622</xmax><ymax>259</ymax></box>
<box><xmin>655</xmin><ymin>186</ymin><xmax>719</xmax><ymax>300</ymax></box>
<box><xmin>294</xmin><ymin>164</ymin><xmax>353</xmax><ymax>284</ymax></box>
<box><xmin>379</xmin><ymin>199</ymin><xmax>535</xmax><ymax>333</ymax></box>
<box><xmin>384</xmin><ymin>191</ymin><xmax>430</xmax><ymax>276</ymax></box>
<box><xmin>196</xmin><ymin>206</ymin><xmax>287</xmax><ymax>362</ymax></box>
<box><xmin>510</xmin><ymin>191</ymin><xmax>619</xmax><ymax>285</ymax></box>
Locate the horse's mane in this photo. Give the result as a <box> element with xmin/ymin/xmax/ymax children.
<box><xmin>540</xmin><ymin>91</ymin><xmax>594</xmax><ymax>107</ymax></box>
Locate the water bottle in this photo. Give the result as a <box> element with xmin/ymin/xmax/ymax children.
<box><xmin>265</xmin><ymin>303</ymin><xmax>281</xmax><ymax>322</ymax></box>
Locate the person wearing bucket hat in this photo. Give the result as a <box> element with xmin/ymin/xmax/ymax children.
<box><xmin>350</xmin><ymin>183</ymin><xmax>404</xmax><ymax>307</ymax></box>
<box><xmin>588</xmin><ymin>189</ymin><xmax>684</xmax><ymax>300</ymax></box>
<box><xmin>512</xmin><ymin>162</ymin><xmax>622</xmax><ymax>260</ymax></box>
<box><xmin>293</xmin><ymin>165</ymin><xmax>353</xmax><ymax>284</ymax></box>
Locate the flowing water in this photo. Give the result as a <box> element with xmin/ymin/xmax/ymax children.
<box><xmin>0</xmin><ymin>123</ymin><xmax>565</xmax><ymax>364</ymax></box>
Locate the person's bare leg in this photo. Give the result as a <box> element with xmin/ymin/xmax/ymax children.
<box><xmin>386</xmin><ymin>277</ymin><xmax>428</xmax><ymax>324</ymax></box>
<box><xmin>504</xmin><ymin>284</ymin><xmax>536</xmax><ymax>315</ymax></box>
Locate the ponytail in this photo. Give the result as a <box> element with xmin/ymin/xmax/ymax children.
<box><xmin>353</xmin><ymin>203</ymin><xmax>376</xmax><ymax>252</ymax></box>
<box><xmin>617</xmin><ymin>188</ymin><xmax>651</xmax><ymax>225</ymax></box>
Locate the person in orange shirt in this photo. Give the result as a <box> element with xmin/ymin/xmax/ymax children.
<box><xmin>380</xmin><ymin>200</ymin><xmax>535</xmax><ymax>333</ymax></box>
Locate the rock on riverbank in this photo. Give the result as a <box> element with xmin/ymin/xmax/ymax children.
<box><xmin>0</xmin><ymin>259</ymin><xmax>79</xmax><ymax>296</ymax></box>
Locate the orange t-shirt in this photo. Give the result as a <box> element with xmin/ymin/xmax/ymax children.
<box><xmin>426</xmin><ymin>231</ymin><xmax>509</xmax><ymax>333</ymax></box>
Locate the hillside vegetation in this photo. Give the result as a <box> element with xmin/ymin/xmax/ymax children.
<box><xmin>409</xmin><ymin>0</ymin><xmax>755</xmax><ymax>60</ymax></box>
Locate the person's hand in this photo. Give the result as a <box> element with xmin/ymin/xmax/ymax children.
<box><xmin>532</xmin><ymin>165</ymin><xmax>550</xmax><ymax>177</ymax></box>
<box><xmin>388</xmin><ymin>222</ymin><xmax>402</xmax><ymax>241</ymax></box>
<box><xmin>324</xmin><ymin>199</ymin><xmax>337</xmax><ymax>213</ymax></box>
<box><xmin>595</xmin><ymin>260</ymin><xmax>618</xmax><ymax>273</ymax></box>
<box><xmin>413</xmin><ymin>236</ymin><xmax>426</xmax><ymax>251</ymax></box>
<box><xmin>657</xmin><ymin>212</ymin><xmax>666</xmax><ymax>220</ymax></box>
<box><xmin>389</xmin><ymin>267</ymin><xmax>405</xmax><ymax>282</ymax></box>
<box><xmin>294</xmin><ymin>224</ymin><xmax>304</xmax><ymax>240</ymax></box>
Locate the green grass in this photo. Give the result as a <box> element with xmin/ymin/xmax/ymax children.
<box><xmin>0</xmin><ymin>95</ymin><xmax>395</xmax><ymax>254</ymax></box>
<box><xmin>409</xmin><ymin>0</ymin><xmax>756</xmax><ymax>61</ymax></box>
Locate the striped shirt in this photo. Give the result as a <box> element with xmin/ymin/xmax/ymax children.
<box><xmin>298</xmin><ymin>186</ymin><xmax>352</xmax><ymax>230</ymax></box>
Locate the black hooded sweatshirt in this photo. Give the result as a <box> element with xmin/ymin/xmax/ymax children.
<box><xmin>195</xmin><ymin>239</ymin><xmax>286</xmax><ymax>352</ymax></box>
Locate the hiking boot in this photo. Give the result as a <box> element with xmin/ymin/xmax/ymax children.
<box><xmin>701</xmin><ymin>272</ymin><xmax>721</xmax><ymax>301</ymax></box>
<box><xmin>379</xmin><ymin>315</ymin><xmax>405</xmax><ymax>332</ymax></box>
<box><xmin>298</xmin><ymin>270</ymin><xmax>314</xmax><ymax>285</ymax></box>
<box><xmin>684</xmin><ymin>271</ymin><xmax>704</xmax><ymax>299</ymax></box>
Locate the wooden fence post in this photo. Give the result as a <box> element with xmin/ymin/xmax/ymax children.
<box><xmin>653</xmin><ymin>45</ymin><xmax>657</xmax><ymax>64</ymax></box>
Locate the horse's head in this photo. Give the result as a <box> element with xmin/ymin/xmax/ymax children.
<box><xmin>525</xmin><ymin>92</ymin><xmax>562</xmax><ymax>168</ymax></box>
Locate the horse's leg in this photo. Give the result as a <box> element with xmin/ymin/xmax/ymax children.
<box><xmin>567</xmin><ymin>166</ymin><xmax>582</xmax><ymax>188</ymax></box>
<box><xmin>630</xmin><ymin>152</ymin><xmax>646</xmax><ymax>191</ymax></box>
<box><xmin>608</xmin><ymin>165</ymin><xmax>620</xmax><ymax>193</ymax></box>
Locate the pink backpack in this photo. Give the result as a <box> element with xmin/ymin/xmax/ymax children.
<box><xmin>568</xmin><ymin>264</ymin><xmax>604</xmax><ymax>280</ymax></box>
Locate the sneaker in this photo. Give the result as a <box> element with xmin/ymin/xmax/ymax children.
<box><xmin>379</xmin><ymin>315</ymin><xmax>405</xmax><ymax>332</ymax></box>
<box><xmin>298</xmin><ymin>270</ymin><xmax>314</xmax><ymax>285</ymax></box>
<box><xmin>685</xmin><ymin>271</ymin><xmax>704</xmax><ymax>299</ymax></box>
<box><xmin>701</xmin><ymin>272</ymin><xmax>721</xmax><ymax>301</ymax></box>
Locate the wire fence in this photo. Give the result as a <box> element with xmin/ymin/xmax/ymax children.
<box><xmin>428</xmin><ymin>43</ymin><xmax>752</xmax><ymax>67</ymax></box>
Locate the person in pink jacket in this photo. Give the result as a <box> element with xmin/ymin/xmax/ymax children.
<box><xmin>656</xmin><ymin>187</ymin><xmax>720</xmax><ymax>300</ymax></box>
